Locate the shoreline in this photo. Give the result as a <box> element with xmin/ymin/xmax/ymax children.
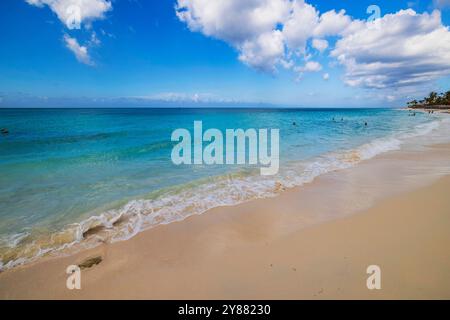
<box><xmin>1</xmin><ymin>111</ymin><xmax>447</xmax><ymax>272</ymax></box>
<box><xmin>407</xmin><ymin>106</ymin><xmax>450</xmax><ymax>114</ymax></box>
<box><xmin>1</xmin><ymin>142</ymin><xmax>450</xmax><ymax>299</ymax></box>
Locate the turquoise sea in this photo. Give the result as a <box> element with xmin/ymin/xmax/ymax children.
<box><xmin>0</xmin><ymin>108</ymin><xmax>447</xmax><ymax>269</ymax></box>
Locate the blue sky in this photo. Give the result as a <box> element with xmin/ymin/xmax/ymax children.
<box><xmin>0</xmin><ymin>0</ymin><xmax>450</xmax><ymax>108</ymax></box>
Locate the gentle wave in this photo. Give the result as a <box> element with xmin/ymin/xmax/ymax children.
<box><xmin>0</xmin><ymin>118</ymin><xmax>446</xmax><ymax>271</ymax></box>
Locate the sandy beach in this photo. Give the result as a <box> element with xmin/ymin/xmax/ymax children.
<box><xmin>1</xmin><ymin>142</ymin><xmax>450</xmax><ymax>300</ymax></box>
<box><xmin>3</xmin><ymin>0</ymin><xmax>450</xmax><ymax>303</ymax></box>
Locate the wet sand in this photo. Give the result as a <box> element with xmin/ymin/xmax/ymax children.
<box><xmin>1</xmin><ymin>144</ymin><xmax>450</xmax><ymax>299</ymax></box>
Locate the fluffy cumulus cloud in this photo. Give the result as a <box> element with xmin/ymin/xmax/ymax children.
<box><xmin>313</xmin><ymin>9</ymin><xmax>352</xmax><ymax>37</ymax></box>
<box><xmin>176</xmin><ymin>0</ymin><xmax>290</xmax><ymax>44</ymax></box>
<box><xmin>176</xmin><ymin>0</ymin><xmax>351</xmax><ymax>72</ymax></box>
<box><xmin>26</xmin><ymin>0</ymin><xmax>111</xmax><ymax>29</ymax></box>
<box><xmin>281</xmin><ymin>0</ymin><xmax>318</xmax><ymax>52</ymax></box>
<box><xmin>332</xmin><ymin>9</ymin><xmax>450</xmax><ymax>89</ymax></box>
<box><xmin>238</xmin><ymin>30</ymin><xmax>285</xmax><ymax>71</ymax></box>
<box><xmin>177</xmin><ymin>0</ymin><xmax>450</xmax><ymax>91</ymax></box>
<box><xmin>176</xmin><ymin>0</ymin><xmax>290</xmax><ymax>72</ymax></box>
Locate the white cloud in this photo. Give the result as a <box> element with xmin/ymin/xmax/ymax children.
<box><xmin>26</xmin><ymin>0</ymin><xmax>112</xmax><ymax>29</ymax></box>
<box><xmin>282</xmin><ymin>0</ymin><xmax>318</xmax><ymax>53</ymax></box>
<box><xmin>323</xmin><ymin>73</ymin><xmax>330</xmax><ymax>80</ymax></box>
<box><xmin>282</xmin><ymin>6</ymin><xmax>350</xmax><ymax>53</ymax></box>
<box><xmin>176</xmin><ymin>0</ymin><xmax>351</xmax><ymax>73</ymax></box>
<box><xmin>26</xmin><ymin>1</ymin><xmax>111</xmax><ymax>65</ymax></box>
<box><xmin>176</xmin><ymin>0</ymin><xmax>290</xmax><ymax>71</ymax></box>
<box><xmin>176</xmin><ymin>1</ymin><xmax>450</xmax><ymax>92</ymax></box>
<box><xmin>176</xmin><ymin>0</ymin><xmax>290</xmax><ymax>44</ymax></box>
<box><xmin>238</xmin><ymin>30</ymin><xmax>285</xmax><ymax>72</ymax></box>
<box><xmin>311</xmin><ymin>38</ymin><xmax>328</xmax><ymax>52</ymax></box>
<box><xmin>331</xmin><ymin>9</ymin><xmax>450</xmax><ymax>89</ymax></box>
<box><xmin>295</xmin><ymin>61</ymin><xmax>322</xmax><ymax>72</ymax></box>
<box><xmin>313</xmin><ymin>9</ymin><xmax>352</xmax><ymax>37</ymax></box>
<box><xmin>63</xmin><ymin>35</ymin><xmax>93</xmax><ymax>65</ymax></box>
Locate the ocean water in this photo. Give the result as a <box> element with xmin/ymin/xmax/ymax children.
<box><xmin>0</xmin><ymin>107</ymin><xmax>448</xmax><ymax>269</ymax></box>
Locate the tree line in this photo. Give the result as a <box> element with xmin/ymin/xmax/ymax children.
<box><xmin>407</xmin><ymin>91</ymin><xmax>450</xmax><ymax>108</ymax></box>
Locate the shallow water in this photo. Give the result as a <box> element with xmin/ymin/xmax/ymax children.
<box><xmin>0</xmin><ymin>108</ymin><xmax>448</xmax><ymax>269</ymax></box>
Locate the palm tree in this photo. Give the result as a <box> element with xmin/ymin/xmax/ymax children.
<box><xmin>408</xmin><ymin>90</ymin><xmax>449</xmax><ymax>108</ymax></box>
<box><xmin>425</xmin><ymin>92</ymin><xmax>438</xmax><ymax>105</ymax></box>
<box><xmin>435</xmin><ymin>93</ymin><xmax>444</xmax><ymax>105</ymax></box>
<box><xmin>444</xmin><ymin>91</ymin><xmax>450</xmax><ymax>105</ymax></box>
<box><xmin>407</xmin><ymin>99</ymin><xmax>418</xmax><ymax>107</ymax></box>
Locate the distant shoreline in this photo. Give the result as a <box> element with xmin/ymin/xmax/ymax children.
<box><xmin>408</xmin><ymin>105</ymin><xmax>450</xmax><ymax>110</ymax></box>
<box><xmin>407</xmin><ymin>105</ymin><xmax>450</xmax><ymax>113</ymax></box>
